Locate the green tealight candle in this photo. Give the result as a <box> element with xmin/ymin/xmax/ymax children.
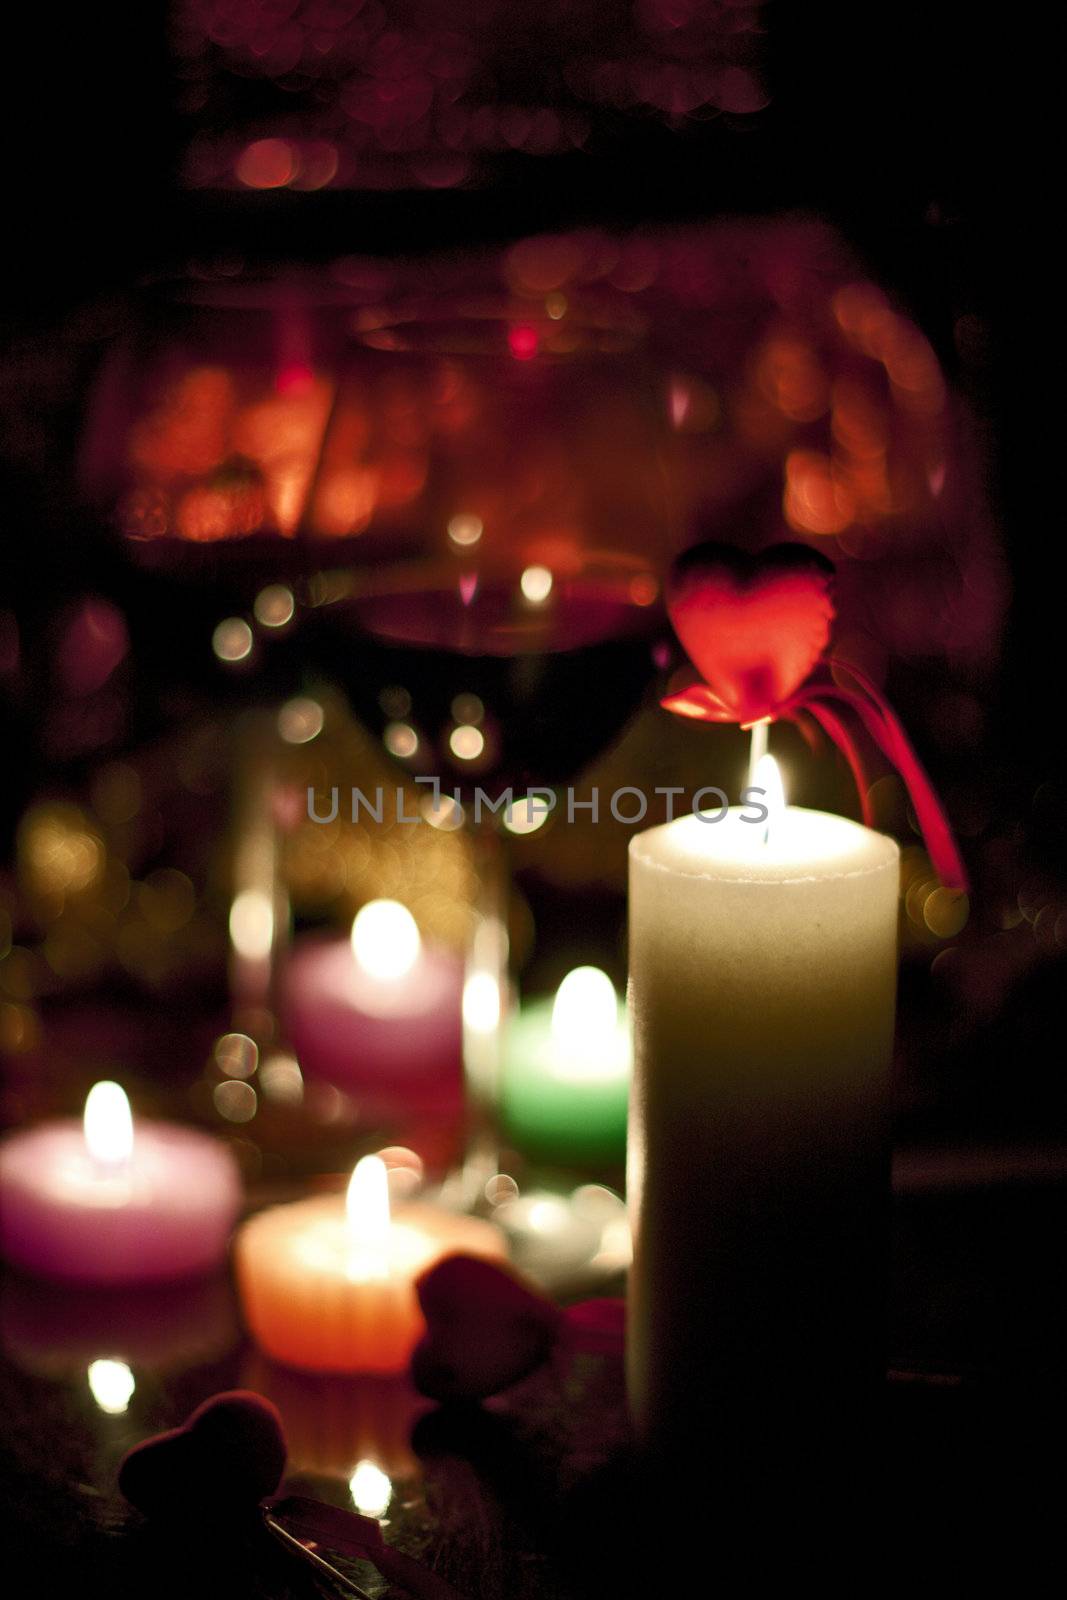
<box><xmin>501</xmin><ymin>967</ymin><xmax>630</xmax><ymax>1164</ymax></box>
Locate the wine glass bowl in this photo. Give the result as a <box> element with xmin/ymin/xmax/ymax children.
<box><xmin>309</xmin><ymin>556</ymin><xmax>663</xmax><ymax>801</ymax></box>
<box><xmin>293</xmin><ymin>286</ymin><xmax>669</xmax><ymax>794</ymax></box>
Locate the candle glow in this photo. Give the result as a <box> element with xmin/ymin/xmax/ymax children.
<box><xmin>463</xmin><ymin>970</ymin><xmax>502</xmax><ymax>1035</ymax></box>
<box><xmin>283</xmin><ymin>906</ymin><xmax>464</xmax><ymax>1113</ymax></box>
<box><xmin>235</xmin><ymin>1159</ymin><xmax>506</xmax><ymax>1372</ymax></box>
<box><xmin>345</xmin><ymin>1156</ymin><xmax>392</xmax><ymax>1281</ymax></box>
<box><xmin>550</xmin><ymin>967</ymin><xmax>629</xmax><ymax>1083</ymax></box>
<box><xmin>350</xmin><ymin>900</ymin><xmax>421</xmax><ymax>983</ymax></box>
<box><xmin>501</xmin><ymin>968</ymin><xmax>630</xmax><ymax>1160</ymax></box>
<box><xmin>83</xmin><ymin>1081</ymin><xmax>134</xmax><ymax>1168</ymax></box>
<box><xmin>753</xmin><ymin>752</ymin><xmax>785</xmax><ymax>844</ymax></box>
<box><xmin>0</xmin><ymin>1087</ymin><xmax>241</xmax><ymax>1283</ymax></box>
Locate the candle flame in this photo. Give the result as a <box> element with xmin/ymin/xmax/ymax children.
<box><xmin>345</xmin><ymin>1155</ymin><xmax>391</xmax><ymax>1278</ymax></box>
<box><xmin>83</xmin><ymin>1081</ymin><xmax>133</xmax><ymax>1166</ymax></box>
<box><xmin>550</xmin><ymin>966</ymin><xmax>627</xmax><ymax>1082</ymax></box>
<box><xmin>351</xmin><ymin>900</ymin><xmax>421</xmax><ymax>982</ymax></box>
<box><xmin>753</xmin><ymin>753</ymin><xmax>785</xmax><ymax>845</ymax></box>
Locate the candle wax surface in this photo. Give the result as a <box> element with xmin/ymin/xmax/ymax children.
<box><xmin>0</xmin><ymin>1120</ymin><xmax>242</xmax><ymax>1285</ymax></box>
<box><xmin>640</xmin><ymin>803</ymin><xmax>898</xmax><ymax>880</ymax></box>
<box><xmin>235</xmin><ymin>1195</ymin><xmax>506</xmax><ymax>1373</ymax></box>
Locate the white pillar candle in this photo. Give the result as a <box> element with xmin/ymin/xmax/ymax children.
<box><xmin>627</xmin><ymin>769</ymin><xmax>899</xmax><ymax>1457</ymax></box>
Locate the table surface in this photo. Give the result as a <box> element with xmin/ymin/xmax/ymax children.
<box><xmin>2</xmin><ymin>1160</ymin><xmax>1066</xmax><ymax>1596</ymax></box>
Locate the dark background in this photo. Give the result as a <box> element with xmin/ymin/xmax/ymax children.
<box><xmin>0</xmin><ymin>10</ymin><xmax>1063</xmax><ymax>1590</ymax></box>
<box><xmin>0</xmin><ymin>0</ymin><xmax>1050</xmax><ymax>765</ymax></box>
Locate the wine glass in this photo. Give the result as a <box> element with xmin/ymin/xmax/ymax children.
<box><xmin>300</xmin><ymin>291</ymin><xmax>671</xmax><ymax>1228</ymax></box>
<box><xmin>78</xmin><ymin>265</ymin><xmax>672</xmax><ymax>1268</ymax></box>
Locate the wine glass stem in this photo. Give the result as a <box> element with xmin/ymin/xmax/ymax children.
<box><xmin>456</xmin><ymin>819</ymin><xmax>511</xmax><ymax>1212</ymax></box>
<box><xmin>229</xmin><ymin>710</ymin><xmax>290</xmax><ymax>1047</ymax></box>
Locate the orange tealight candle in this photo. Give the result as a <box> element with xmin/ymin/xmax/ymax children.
<box><xmin>235</xmin><ymin>1156</ymin><xmax>505</xmax><ymax>1373</ymax></box>
<box><xmin>243</xmin><ymin>1355</ymin><xmax>428</xmax><ymax>1483</ymax></box>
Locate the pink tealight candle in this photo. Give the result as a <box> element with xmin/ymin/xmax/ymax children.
<box><xmin>235</xmin><ymin>1154</ymin><xmax>505</xmax><ymax>1373</ymax></box>
<box><xmin>282</xmin><ymin>900</ymin><xmax>463</xmax><ymax>1115</ymax></box>
<box><xmin>0</xmin><ymin>1081</ymin><xmax>242</xmax><ymax>1284</ymax></box>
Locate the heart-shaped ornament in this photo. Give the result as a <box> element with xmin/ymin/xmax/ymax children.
<box><xmin>663</xmin><ymin>541</ymin><xmax>835</xmax><ymax>725</ymax></box>
<box><xmin>119</xmin><ymin>1390</ymin><xmax>287</xmax><ymax>1521</ymax></box>
<box><xmin>411</xmin><ymin>1254</ymin><xmax>563</xmax><ymax>1401</ymax></box>
<box><xmin>119</xmin><ymin>1390</ymin><xmax>467</xmax><ymax>1599</ymax></box>
<box><xmin>411</xmin><ymin>1255</ymin><xmax>628</xmax><ymax>1402</ymax></box>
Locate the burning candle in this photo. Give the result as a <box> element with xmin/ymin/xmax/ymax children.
<box><xmin>0</xmin><ymin>1082</ymin><xmax>241</xmax><ymax>1284</ymax></box>
<box><xmin>501</xmin><ymin>967</ymin><xmax>630</xmax><ymax>1163</ymax></box>
<box><xmin>235</xmin><ymin>1154</ymin><xmax>506</xmax><ymax>1372</ymax></box>
<box><xmin>626</xmin><ymin>758</ymin><xmax>899</xmax><ymax>1454</ymax></box>
<box><xmin>282</xmin><ymin>901</ymin><xmax>464</xmax><ymax>1117</ymax></box>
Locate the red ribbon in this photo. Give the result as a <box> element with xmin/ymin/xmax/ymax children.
<box><xmin>664</xmin><ymin>661</ymin><xmax>966</xmax><ymax>891</ymax></box>
<box><xmin>660</xmin><ymin>542</ymin><xmax>968</xmax><ymax>892</ymax></box>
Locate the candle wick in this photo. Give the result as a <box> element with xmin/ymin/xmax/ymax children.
<box><xmin>748</xmin><ymin>722</ymin><xmax>772</xmax><ymax>845</ymax></box>
<box><xmin>750</xmin><ymin>748</ymin><xmax>784</xmax><ymax>850</ymax></box>
<box><xmin>748</xmin><ymin>726</ymin><xmax>771</xmax><ymax>800</ymax></box>
<box><xmin>746</xmin><ymin>720</ymin><xmax>769</xmax><ymax>794</ymax></box>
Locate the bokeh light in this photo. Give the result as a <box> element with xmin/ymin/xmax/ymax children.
<box><xmin>384</xmin><ymin>722</ymin><xmax>419</xmax><ymax>759</ymax></box>
<box><xmin>254</xmin><ymin>585</ymin><xmax>295</xmax><ymax>628</ymax></box>
<box><xmin>174</xmin><ymin>1</ymin><xmax>770</xmax><ymax>192</ymax></box>
<box><xmin>213</xmin><ymin>1079</ymin><xmax>258</xmax><ymax>1123</ymax></box>
<box><xmin>520</xmin><ymin>566</ymin><xmax>554</xmax><ymax>604</ymax></box>
<box><xmin>212</xmin><ymin>618</ymin><xmax>253</xmax><ymax>663</ymax></box>
<box><xmin>278</xmin><ymin>697</ymin><xmax>325</xmax><ymax>745</ymax></box>
<box><xmin>449</xmin><ymin>724</ymin><xmax>485</xmax><ymax>762</ymax></box>
<box><xmin>447</xmin><ymin>513</ymin><xmax>483</xmax><ymax>547</ymax></box>
<box><xmin>87</xmin><ymin>1360</ymin><xmax>135</xmax><ymax>1416</ymax></box>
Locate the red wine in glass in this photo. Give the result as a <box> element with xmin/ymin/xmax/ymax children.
<box><xmin>310</xmin><ymin>564</ymin><xmax>664</xmax><ymax>800</ymax></box>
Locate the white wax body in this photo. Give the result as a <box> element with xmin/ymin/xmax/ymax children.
<box><xmin>627</xmin><ymin>806</ymin><xmax>899</xmax><ymax>1448</ymax></box>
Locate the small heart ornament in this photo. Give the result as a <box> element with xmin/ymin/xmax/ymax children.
<box><xmin>119</xmin><ymin>1391</ymin><xmax>469</xmax><ymax>1599</ymax></box>
<box><xmin>119</xmin><ymin>1390</ymin><xmax>286</xmax><ymax>1521</ymax></box>
<box><xmin>412</xmin><ymin>1254</ymin><xmax>563</xmax><ymax>1401</ymax></box>
<box><xmin>660</xmin><ymin>538</ymin><xmax>967</xmax><ymax>889</ymax></box>
<box><xmin>662</xmin><ymin>541</ymin><xmax>836</xmax><ymax>725</ymax></box>
<box><xmin>411</xmin><ymin>1254</ymin><xmax>626</xmax><ymax>1402</ymax></box>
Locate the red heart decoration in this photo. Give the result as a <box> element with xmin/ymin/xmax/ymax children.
<box><xmin>663</xmin><ymin>542</ymin><xmax>835</xmax><ymax>724</ymax></box>
<box><xmin>119</xmin><ymin>1391</ymin><xmax>287</xmax><ymax>1521</ymax></box>
<box><xmin>411</xmin><ymin>1254</ymin><xmax>562</xmax><ymax>1401</ymax></box>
